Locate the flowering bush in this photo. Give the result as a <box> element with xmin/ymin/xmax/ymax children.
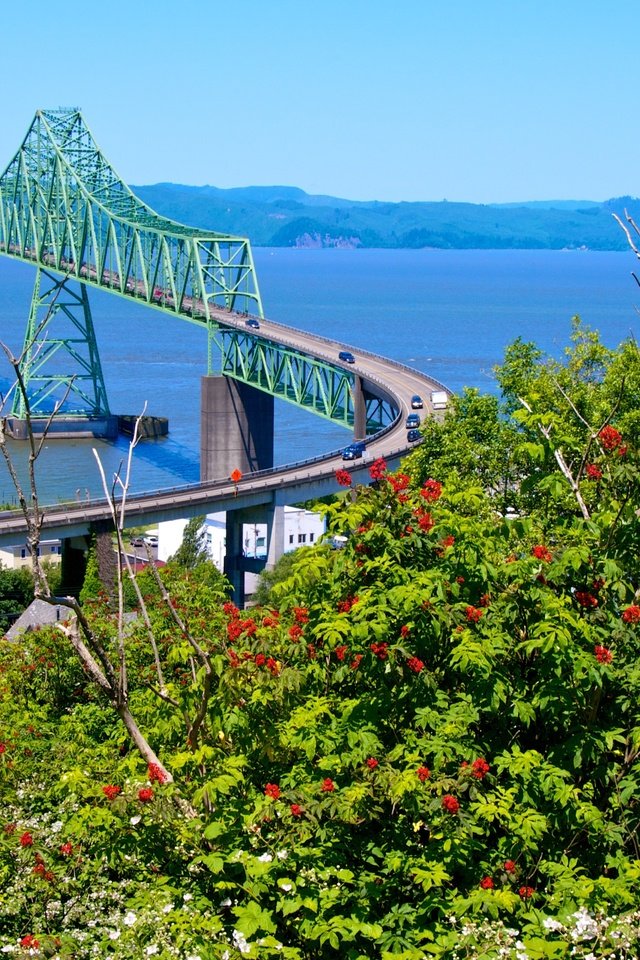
<box><xmin>2</xmin><ymin>326</ymin><xmax>640</xmax><ymax>958</ymax></box>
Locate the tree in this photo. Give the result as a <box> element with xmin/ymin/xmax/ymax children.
<box><xmin>0</xmin><ymin>563</ymin><xmax>33</xmax><ymax>631</ymax></box>
<box><xmin>169</xmin><ymin>515</ymin><xmax>209</xmax><ymax>568</ymax></box>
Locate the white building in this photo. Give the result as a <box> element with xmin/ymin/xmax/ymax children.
<box><xmin>0</xmin><ymin>540</ymin><xmax>62</xmax><ymax>570</ymax></box>
<box><xmin>157</xmin><ymin>507</ymin><xmax>325</xmax><ymax>571</ymax></box>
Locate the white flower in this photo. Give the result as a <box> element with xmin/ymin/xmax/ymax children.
<box><xmin>130</xmin><ymin>815</ymin><xmax>141</xmax><ymax>826</ymax></box>
<box><xmin>123</xmin><ymin>911</ymin><xmax>137</xmax><ymax>927</ymax></box>
<box><xmin>162</xmin><ymin>903</ymin><xmax>174</xmax><ymax>913</ymax></box>
<box><xmin>51</xmin><ymin>820</ymin><xmax>63</xmax><ymax>833</ymax></box>
<box><xmin>145</xmin><ymin>946</ymin><xmax>159</xmax><ymax>956</ymax></box>
<box><xmin>257</xmin><ymin>853</ymin><xmax>273</xmax><ymax>862</ymax></box>
<box><xmin>279</xmin><ymin>882</ymin><xmax>293</xmax><ymax>892</ymax></box>
<box><xmin>543</xmin><ymin>917</ymin><xmax>564</xmax><ymax>932</ymax></box>
<box><xmin>183</xmin><ymin>892</ymin><xmax>193</xmax><ymax>902</ymax></box>
<box><xmin>233</xmin><ymin>930</ymin><xmax>251</xmax><ymax>955</ymax></box>
<box><xmin>1</xmin><ymin>947</ymin><xmax>15</xmax><ymax>954</ymax></box>
<box><xmin>220</xmin><ymin>897</ymin><xmax>232</xmax><ymax>907</ymax></box>
<box><xmin>109</xmin><ymin>930</ymin><xmax>121</xmax><ymax>940</ymax></box>
<box><xmin>276</xmin><ymin>849</ymin><xmax>288</xmax><ymax>860</ymax></box>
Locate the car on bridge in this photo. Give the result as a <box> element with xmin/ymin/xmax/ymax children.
<box><xmin>407</xmin><ymin>429</ymin><xmax>422</xmax><ymax>443</ymax></box>
<box><xmin>342</xmin><ymin>440</ymin><xmax>366</xmax><ymax>460</ymax></box>
<box><xmin>338</xmin><ymin>350</ymin><xmax>355</xmax><ymax>364</ymax></box>
<box><xmin>245</xmin><ymin>318</ymin><xmax>260</xmax><ymax>329</ymax></box>
<box><xmin>411</xmin><ymin>394</ymin><xmax>424</xmax><ymax>409</ymax></box>
<box><xmin>405</xmin><ymin>413</ymin><xmax>421</xmax><ymax>429</ymax></box>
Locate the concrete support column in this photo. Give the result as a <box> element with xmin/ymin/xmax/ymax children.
<box><xmin>224</xmin><ymin>507</ymin><xmax>255</xmax><ymax>607</ymax></box>
<box><xmin>60</xmin><ymin>536</ymin><xmax>89</xmax><ymax>597</ymax></box>
<box><xmin>200</xmin><ymin>375</ymin><xmax>274</xmax><ymax>483</ymax></box>
<box><xmin>265</xmin><ymin>501</ymin><xmax>286</xmax><ymax>570</ymax></box>
<box><xmin>353</xmin><ymin>375</ymin><xmax>366</xmax><ymax>441</ymax></box>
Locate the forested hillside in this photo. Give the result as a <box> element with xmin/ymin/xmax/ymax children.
<box><xmin>132</xmin><ymin>183</ymin><xmax>640</xmax><ymax>251</ymax></box>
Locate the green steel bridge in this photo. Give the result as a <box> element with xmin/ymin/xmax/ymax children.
<box><xmin>0</xmin><ymin>108</ymin><xmax>396</xmax><ymax>437</ymax></box>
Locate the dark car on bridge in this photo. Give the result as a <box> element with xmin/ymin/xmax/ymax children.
<box><xmin>407</xmin><ymin>429</ymin><xmax>422</xmax><ymax>443</ymax></box>
<box><xmin>405</xmin><ymin>413</ymin><xmax>421</xmax><ymax>429</ymax></box>
<box><xmin>338</xmin><ymin>350</ymin><xmax>355</xmax><ymax>364</ymax></box>
<box><xmin>342</xmin><ymin>440</ymin><xmax>366</xmax><ymax>460</ymax></box>
<box><xmin>245</xmin><ymin>318</ymin><xmax>260</xmax><ymax>329</ymax></box>
<box><xmin>411</xmin><ymin>394</ymin><xmax>424</xmax><ymax>409</ymax></box>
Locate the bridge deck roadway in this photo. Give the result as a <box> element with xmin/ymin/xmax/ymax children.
<box><xmin>0</xmin><ymin>309</ymin><xmax>449</xmax><ymax>548</ymax></box>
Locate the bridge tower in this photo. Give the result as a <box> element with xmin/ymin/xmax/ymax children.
<box><xmin>6</xmin><ymin>268</ymin><xmax>116</xmax><ymax>439</ymax></box>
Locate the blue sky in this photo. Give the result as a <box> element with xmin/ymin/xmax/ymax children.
<box><xmin>1</xmin><ymin>0</ymin><xmax>637</xmax><ymax>203</ymax></box>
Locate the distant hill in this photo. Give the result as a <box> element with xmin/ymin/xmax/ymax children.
<box><xmin>130</xmin><ymin>183</ymin><xmax>640</xmax><ymax>251</ymax></box>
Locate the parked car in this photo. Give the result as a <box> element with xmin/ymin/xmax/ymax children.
<box><xmin>407</xmin><ymin>429</ymin><xmax>422</xmax><ymax>443</ymax></box>
<box><xmin>338</xmin><ymin>350</ymin><xmax>355</xmax><ymax>364</ymax></box>
<box><xmin>130</xmin><ymin>536</ymin><xmax>144</xmax><ymax>547</ymax></box>
<box><xmin>411</xmin><ymin>394</ymin><xmax>424</xmax><ymax>409</ymax></box>
<box><xmin>245</xmin><ymin>318</ymin><xmax>260</xmax><ymax>329</ymax></box>
<box><xmin>405</xmin><ymin>413</ymin><xmax>421</xmax><ymax>429</ymax></box>
<box><xmin>143</xmin><ymin>535</ymin><xmax>158</xmax><ymax>547</ymax></box>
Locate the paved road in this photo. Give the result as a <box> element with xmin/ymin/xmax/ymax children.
<box><xmin>0</xmin><ymin>307</ymin><xmax>448</xmax><ymax>546</ymax></box>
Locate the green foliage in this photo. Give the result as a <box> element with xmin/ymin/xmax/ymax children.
<box><xmin>79</xmin><ymin>538</ymin><xmax>103</xmax><ymax>605</ymax></box>
<box><xmin>170</xmin><ymin>516</ymin><xmax>209</xmax><ymax>569</ymax></box>
<box><xmin>251</xmin><ymin>549</ymin><xmax>304</xmax><ymax>607</ymax></box>
<box><xmin>0</xmin><ymin>563</ymin><xmax>33</xmax><ymax>631</ymax></box>
<box><xmin>3</xmin><ymin>329</ymin><xmax>640</xmax><ymax>957</ymax></box>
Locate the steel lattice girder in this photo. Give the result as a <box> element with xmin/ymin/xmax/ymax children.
<box><xmin>0</xmin><ymin>109</ymin><xmax>263</xmax><ymax>319</ymax></box>
<box><xmin>219</xmin><ymin>329</ymin><xmax>396</xmax><ymax>431</ymax></box>
<box><xmin>11</xmin><ymin>269</ymin><xmax>110</xmax><ymax>418</ymax></box>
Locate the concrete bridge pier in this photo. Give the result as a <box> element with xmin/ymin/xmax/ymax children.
<box><xmin>201</xmin><ymin>375</ymin><xmax>274</xmax><ymax>483</ymax></box>
<box><xmin>353</xmin><ymin>375</ymin><xmax>366</xmax><ymax>441</ymax></box>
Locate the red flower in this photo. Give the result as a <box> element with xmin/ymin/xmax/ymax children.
<box><xmin>335</xmin><ymin>645</ymin><xmax>348</xmax><ymax>661</ymax></box>
<box><xmin>531</xmin><ymin>544</ymin><xmax>552</xmax><ymax>562</ymax></box>
<box><xmin>442</xmin><ymin>794</ymin><xmax>460</xmax><ymax>814</ymax></box>
<box><xmin>321</xmin><ymin>777</ymin><xmax>335</xmax><ymax>792</ymax></box>
<box><xmin>575</xmin><ymin>591</ymin><xmax>598</xmax><ymax>609</ymax></box>
<box><xmin>288</xmin><ymin>624</ymin><xmax>303</xmax><ymax>642</ymax></box>
<box><xmin>421</xmin><ymin>478</ymin><xmax>442</xmax><ymax>502</ymax></box>
<box><xmin>594</xmin><ymin>645</ymin><xmax>613</xmax><ymax>664</ymax></box>
<box><xmin>471</xmin><ymin>758</ymin><xmax>490</xmax><ymax>779</ymax></box>
<box><xmin>478</xmin><ymin>593</ymin><xmax>491</xmax><ymax>607</ymax></box>
<box><xmin>265</xmin><ymin>783</ymin><xmax>281</xmax><ymax>800</ymax></box>
<box><xmin>351</xmin><ymin>654</ymin><xmax>363</xmax><ymax>670</ymax></box>
<box><xmin>290</xmin><ymin>803</ymin><xmax>303</xmax><ymax>817</ymax></box>
<box><xmin>440</xmin><ymin>534</ymin><xmax>455</xmax><ymax>550</ymax></box>
<box><xmin>417</xmin><ymin>766</ymin><xmax>431</xmax><ymax>782</ymax></box>
<box><xmin>102</xmin><ymin>785</ymin><xmax>121</xmax><ymax>801</ymax></box>
<box><xmin>366</xmin><ymin>757</ymin><xmax>379</xmax><ymax>769</ymax></box>
<box><xmin>389</xmin><ymin>472</ymin><xmax>411</xmax><ymax>493</ymax></box>
<box><xmin>307</xmin><ymin>643</ymin><xmax>317</xmax><ymax>659</ymax></box>
<box><xmin>293</xmin><ymin>606</ymin><xmax>309</xmax><ymax>624</ymax></box>
<box><xmin>407</xmin><ymin>656</ymin><xmax>425</xmax><ymax>673</ymax></box>
<box><xmin>518</xmin><ymin>885</ymin><xmax>535</xmax><ymax>899</ymax></box>
<box><xmin>255</xmin><ymin>653</ymin><xmax>266</xmax><ymax>667</ymax></box>
<box><xmin>599</xmin><ymin>425</ymin><xmax>622</xmax><ymax>451</ymax></box>
<box><xmin>586</xmin><ymin>463</ymin><xmax>603</xmax><ymax>480</ymax></box>
<box><xmin>479</xmin><ymin>876</ymin><xmax>494</xmax><ymax>889</ymax></box>
<box><xmin>400</xmin><ymin>624</ymin><xmax>410</xmax><ymax>637</ymax></box>
<box><xmin>33</xmin><ymin>862</ymin><xmax>46</xmax><ymax>877</ymax></box>
<box><xmin>0</xmin><ymin>743</ymin><xmax>5</xmax><ymax>754</ymax></box>
<box><xmin>370</xmin><ymin>641</ymin><xmax>389</xmax><ymax>660</ymax></box>
<box><xmin>266</xmin><ymin>657</ymin><xmax>280</xmax><ymax>675</ymax></box>
<box><xmin>148</xmin><ymin>762</ymin><xmax>167</xmax><ymax>785</ymax></box>
<box><xmin>20</xmin><ymin>936</ymin><xmax>40</xmax><ymax>950</ymax></box>
<box><xmin>337</xmin><ymin>595</ymin><xmax>359</xmax><ymax>613</ymax></box>
<box><xmin>60</xmin><ymin>842</ymin><xmax>73</xmax><ymax>856</ymax></box>
<box><xmin>138</xmin><ymin>787</ymin><xmax>154</xmax><ymax>803</ymax></box>
<box><xmin>465</xmin><ymin>606</ymin><xmax>483</xmax><ymax>623</ymax></box>
<box><xmin>228</xmin><ymin>650</ymin><xmax>240</xmax><ymax>668</ymax></box>
<box><xmin>240</xmin><ymin>618</ymin><xmax>257</xmax><ymax>637</ymax></box>
<box><xmin>335</xmin><ymin>468</ymin><xmax>353</xmax><ymax>487</ymax></box>
<box><xmin>223</xmin><ymin>601</ymin><xmax>239</xmax><ymax>618</ymax></box>
<box><xmin>227</xmin><ymin>619</ymin><xmax>244</xmax><ymax>642</ymax></box>
<box><xmin>504</xmin><ymin>859</ymin><xmax>517</xmax><ymax>874</ymax></box>
<box><xmin>418</xmin><ymin>512</ymin><xmax>435</xmax><ymax>532</ymax></box>
<box><xmin>369</xmin><ymin>457</ymin><xmax>388</xmax><ymax>481</ymax></box>
<box><xmin>622</xmin><ymin>604</ymin><xmax>640</xmax><ymax>624</ymax></box>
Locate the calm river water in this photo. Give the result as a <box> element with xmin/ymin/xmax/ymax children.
<box><xmin>0</xmin><ymin>248</ymin><xmax>637</xmax><ymax>503</ymax></box>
